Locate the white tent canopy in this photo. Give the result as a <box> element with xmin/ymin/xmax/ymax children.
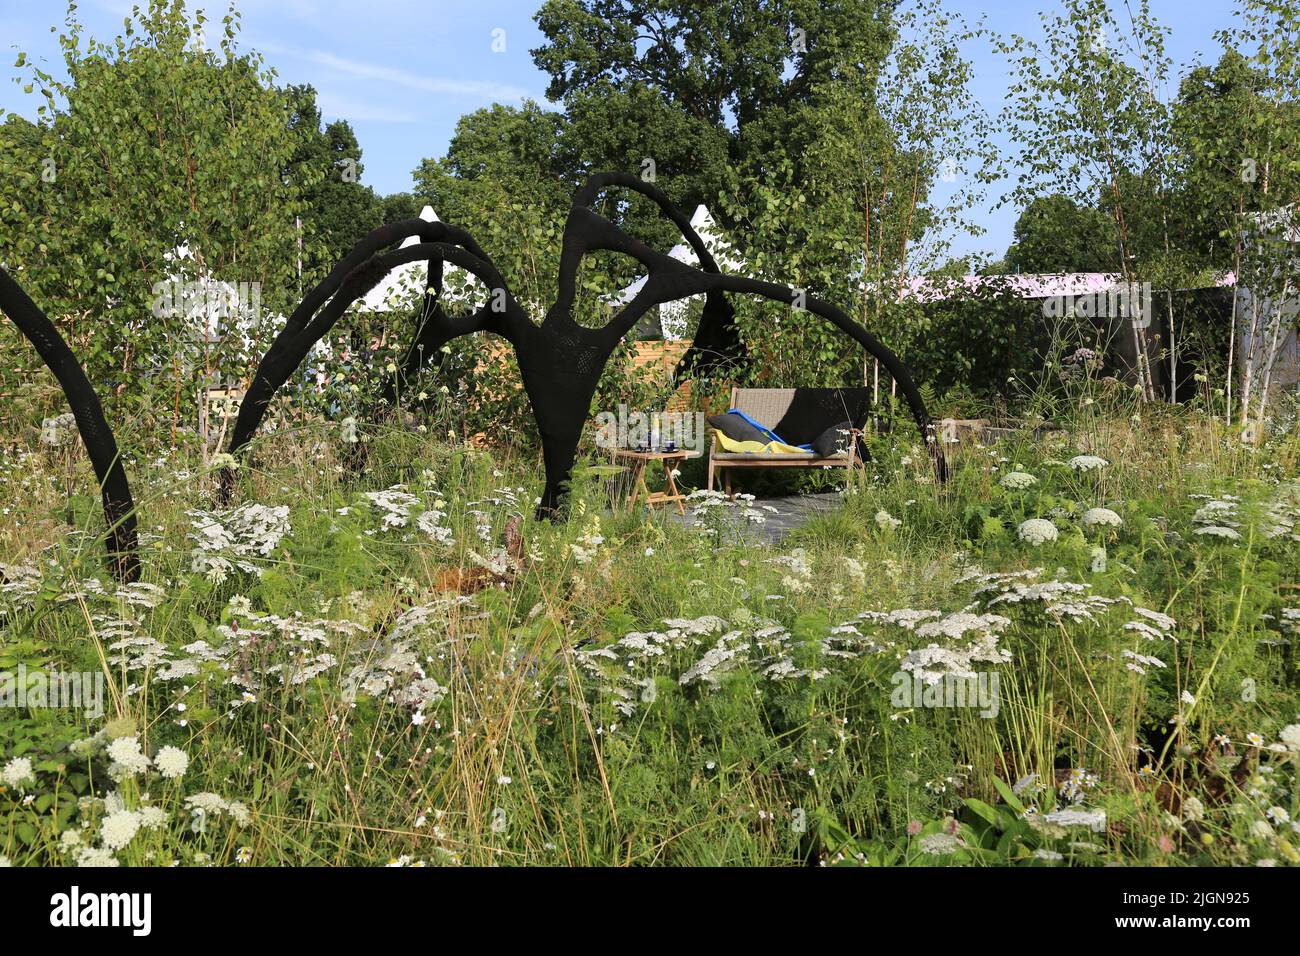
<box><xmin>612</xmin><ymin>204</ymin><xmax>745</xmax><ymax>340</ymax></box>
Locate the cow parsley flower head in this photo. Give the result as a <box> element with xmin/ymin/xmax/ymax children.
<box><xmin>875</xmin><ymin>510</ymin><xmax>901</xmax><ymax>531</ymax></box>
<box><xmin>76</xmin><ymin>846</ymin><xmax>120</xmax><ymax>867</ymax></box>
<box><xmin>153</xmin><ymin>745</ymin><xmax>189</xmax><ymax>780</ymax></box>
<box><xmin>2</xmin><ymin>756</ymin><xmax>35</xmax><ymax>789</ymax></box>
<box><xmin>1068</xmin><ymin>455</ymin><xmax>1108</xmax><ymax>472</ymax></box>
<box><xmin>1081</xmin><ymin>507</ymin><xmax>1123</xmax><ymax>529</ymax></box>
<box><xmin>1017</xmin><ymin>518</ymin><xmax>1059</xmax><ymax>546</ymax></box>
<box><xmin>918</xmin><ymin>832</ymin><xmax>964</xmax><ymax>855</ymax></box>
<box><xmin>1194</xmin><ymin>525</ymin><xmax>1241</xmax><ymax>540</ymax></box>
<box><xmin>100</xmin><ymin>810</ymin><xmax>141</xmax><ymax>850</ymax></box>
<box><xmin>1278</xmin><ymin>724</ymin><xmax>1300</xmax><ymax>753</ymax></box>
<box><xmin>999</xmin><ymin>471</ymin><xmax>1037</xmax><ymax>490</ymax></box>
<box><xmin>139</xmin><ymin>806</ymin><xmax>169</xmax><ymax>829</ymax></box>
<box><xmin>107</xmin><ymin>736</ymin><xmax>151</xmax><ymax>776</ymax></box>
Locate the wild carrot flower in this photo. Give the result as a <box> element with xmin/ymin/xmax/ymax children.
<box><xmin>999</xmin><ymin>471</ymin><xmax>1037</xmax><ymax>490</ymax></box>
<box><xmin>1081</xmin><ymin>507</ymin><xmax>1122</xmax><ymax>529</ymax></box>
<box><xmin>101</xmin><ymin>810</ymin><xmax>141</xmax><ymax>850</ymax></box>
<box><xmin>875</xmin><ymin>510</ymin><xmax>901</xmax><ymax>531</ymax></box>
<box><xmin>1068</xmin><ymin>455</ymin><xmax>1108</xmax><ymax>472</ymax></box>
<box><xmin>154</xmin><ymin>746</ymin><xmax>189</xmax><ymax>780</ymax></box>
<box><xmin>1017</xmin><ymin>519</ymin><xmax>1058</xmax><ymax>545</ymax></box>
<box><xmin>1</xmin><ymin>756</ymin><xmax>34</xmax><ymax>788</ymax></box>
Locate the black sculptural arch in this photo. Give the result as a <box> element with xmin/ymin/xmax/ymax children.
<box><xmin>0</xmin><ymin>266</ymin><xmax>141</xmax><ymax>582</ymax></box>
<box><xmin>0</xmin><ymin>172</ymin><xmax>943</xmax><ymax>585</ymax></box>
<box><xmin>221</xmin><ymin>171</ymin><xmax>946</xmax><ymax>515</ymax></box>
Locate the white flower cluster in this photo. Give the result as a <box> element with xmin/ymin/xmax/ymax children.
<box><xmin>2</xmin><ymin>756</ymin><xmax>35</xmax><ymax>789</ymax></box>
<box><xmin>767</xmin><ymin>549</ymin><xmax>813</xmax><ymax>593</ymax></box>
<box><xmin>184</xmin><ymin>792</ymin><xmax>253</xmax><ymax>827</ymax></box>
<box><xmin>875</xmin><ymin>510</ymin><xmax>902</xmax><ymax>531</ymax></box>
<box><xmin>1081</xmin><ymin>507</ymin><xmax>1123</xmax><ymax>529</ymax></box>
<box><xmin>40</xmin><ymin>412</ymin><xmax>78</xmax><ymax>448</ymax></box>
<box><xmin>364</xmin><ymin>486</ymin><xmax>421</xmax><ymax>529</ymax></box>
<box><xmin>1067</xmin><ymin>455</ymin><xmax>1108</xmax><ymax>472</ymax></box>
<box><xmin>1017</xmin><ymin>518</ymin><xmax>1058</xmax><ymax>546</ymax></box>
<box><xmin>999</xmin><ymin>471</ymin><xmax>1037</xmax><ymax>490</ymax></box>
<box><xmin>569</xmin><ymin>515</ymin><xmax>606</xmax><ymax>565</ymax></box>
<box><xmin>188</xmin><ymin>502</ymin><xmax>291</xmax><ymax>583</ymax></box>
<box><xmin>1041</xmin><ymin>807</ymin><xmax>1106</xmax><ymax>832</ymax></box>
<box><xmin>687</xmin><ymin>490</ymin><xmax>776</xmax><ymax>528</ymax></box>
<box><xmin>415</xmin><ymin>496</ymin><xmax>454</xmax><ymax>545</ymax></box>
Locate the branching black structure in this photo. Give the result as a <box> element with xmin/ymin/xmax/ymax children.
<box><xmin>0</xmin><ymin>266</ymin><xmax>140</xmax><ymax>581</ymax></box>
<box><xmin>1</xmin><ymin>171</ymin><xmax>945</xmax><ymax>582</ymax></box>
<box><xmin>222</xmin><ymin>172</ymin><xmax>946</xmax><ymax>515</ymax></box>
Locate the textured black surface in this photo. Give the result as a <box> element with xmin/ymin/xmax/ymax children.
<box><xmin>770</xmin><ymin>388</ymin><xmax>873</xmax><ymax>447</ymax></box>
<box><xmin>0</xmin><ymin>266</ymin><xmax>140</xmax><ymax>581</ymax></box>
<box><xmin>222</xmin><ymin>171</ymin><xmax>946</xmax><ymax>514</ymax></box>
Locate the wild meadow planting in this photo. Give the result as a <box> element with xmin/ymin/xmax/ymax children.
<box><xmin>1</xmin><ymin>381</ymin><xmax>1297</xmax><ymax>867</ymax></box>
<box><xmin>2</xmin><ymin>0</ymin><xmax>1300</xmax><ymax>876</ymax></box>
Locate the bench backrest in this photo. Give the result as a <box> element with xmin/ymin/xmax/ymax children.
<box><xmin>730</xmin><ymin>387</ymin><xmax>872</xmax><ymax>446</ymax></box>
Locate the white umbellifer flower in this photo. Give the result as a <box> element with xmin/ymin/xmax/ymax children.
<box><xmin>100</xmin><ymin>810</ymin><xmax>141</xmax><ymax>850</ymax></box>
<box><xmin>1081</xmin><ymin>507</ymin><xmax>1122</xmax><ymax>529</ymax></box>
<box><xmin>0</xmin><ymin>855</ymin><xmax>10</xmax><ymax>866</ymax></box>
<box><xmin>106</xmin><ymin>736</ymin><xmax>151</xmax><ymax>776</ymax></box>
<box><xmin>1182</xmin><ymin>796</ymin><xmax>1205</xmax><ymax>823</ymax></box>
<box><xmin>1068</xmin><ymin>455</ymin><xmax>1108</xmax><ymax>472</ymax></box>
<box><xmin>1043</xmin><ymin>807</ymin><xmax>1107</xmax><ymax>831</ymax></box>
<box><xmin>875</xmin><ymin>510</ymin><xmax>901</xmax><ymax>531</ymax></box>
<box><xmin>76</xmin><ymin>846</ymin><xmax>120</xmax><ymax>867</ymax></box>
<box><xmin>139</xmin><ymin>806</ymin><xmax>168</xmax><ymax>829</ymax></box>
<box><xmin>2</xmin><ymin>756</ymin><xmax>35</xmax><ymax>788</ymax></box>
<box><xmin>1017</xmin><ymin>518</ymin><xmax>1059</xmax><ymax>546</ymax></box>
<box><xmin>1194</xmin><ymin>525</ymin><xmax>1241</xmax><ymax>540</ymax></box>
<box><xmin>918</xmin><ymin>832</ymin><xmax>963</xmax><ymax>855</ymax></box>
<box><xmin>1033</xmin><ymin>848</ymin><xmax>1064</xmax><ymax>861</ymax></box>
<box><xmin>1278</xmin><ymin>725</ymin><xmax>1300</xmax><ymax>753</ymax></box>
<box><xmin>153</xmin><ymin>746</ymin><xmax>189</xmax><ymax>780</ymax></box>
<box><xmin>999</xmin><ymin>471</ymin><xmax>1037</xmax><ymax>490</ymax></box>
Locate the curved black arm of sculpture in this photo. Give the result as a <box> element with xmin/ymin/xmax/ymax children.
<box><xmin>0</xmin><ymin>266</ymin><xmax>140</xmax><ymax>581</ymax></box>
<box><xmin>219</xmin><ymin>234</ymin><xmax>521</xmax><ymax>501</ymax></box>
<box><xmin>523</xmin><ymin>193</ymin><xmax>946</xmax><ymax>517</ymax></box>
<box><xmin>568</xmin><ymin>173</ymin><xmax>743</xmax><ymax>380</ymax></box>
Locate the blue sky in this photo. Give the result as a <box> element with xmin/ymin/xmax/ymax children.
<box><xmin>1</xmin><ymin>0</ymin><xmax>1243</xmax><ymax>263</ymax></box>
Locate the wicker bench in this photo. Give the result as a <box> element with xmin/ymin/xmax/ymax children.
<box><xmin>707</xmin><ymin>387</ymin><xmax>870</xmax><ymax>493</ymax></box>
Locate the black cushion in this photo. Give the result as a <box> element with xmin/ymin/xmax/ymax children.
<box><xmin>812</xmin><ymin>420</ymin><xmax>855</xmax><ymax>458</ymax></box>
<box><xmin>771</xmin><ymin>388</ymin><xmax>872</xmax><ymax>446</ymax></box>
<box><xmin>708</xmin><ymin>412</ymin><xmax>772</xmax><ymax>445</ymax></box>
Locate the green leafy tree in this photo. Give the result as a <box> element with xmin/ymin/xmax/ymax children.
<box><xmin>0</xmin><ymin>1</ymin><xmax>300</xmax><ymax>432</ymax></box>
<box><xmin>1004</xmin><ymin>195</ymin><xmax>1116</xmax><ymax>273</ymax></box>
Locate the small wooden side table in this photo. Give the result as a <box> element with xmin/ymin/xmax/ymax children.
<box><xmin>611</xmin><ymin>448</ymin><xmax>701</xmax><ymax>515</ymax></box>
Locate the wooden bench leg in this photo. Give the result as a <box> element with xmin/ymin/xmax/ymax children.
<box><xmin>707</xmin><ymin>456</ymin><xmax>715</xmax><ymax>491</ymax></box>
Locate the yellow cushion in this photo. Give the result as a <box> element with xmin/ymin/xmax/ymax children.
<box><xmin>714</xmin><ymin>431</ymin><xmax>809</xmax><ymax>455</ymax></box>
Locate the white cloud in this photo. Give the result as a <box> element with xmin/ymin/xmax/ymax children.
<box><xmin>264</xmin><ymin>43</ymin><xmax>538</xmax><ymax>103</ymax></box>
<box><xmin>315</xmin><ymin>91</ymin><xmax>417</xmax><ymax>123</ymax></box>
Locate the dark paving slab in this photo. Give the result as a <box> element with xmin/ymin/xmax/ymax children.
<box><xmin>662</xmin><ymin>492</ymin><xmax>844</xmax><ymax>544</ymax></box>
